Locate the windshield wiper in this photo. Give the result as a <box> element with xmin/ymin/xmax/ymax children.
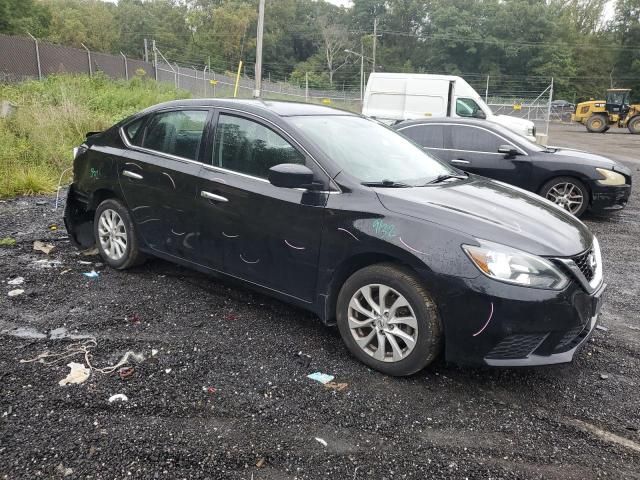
<box><xmin>361</xmin><ymin>180</ymin><xmax>412</xmax><ymax>188</ymax></box>
<box><xmin>424</xmin><ymin>173</ymin><xmax>468</xmax><ymax>185</ymax></box>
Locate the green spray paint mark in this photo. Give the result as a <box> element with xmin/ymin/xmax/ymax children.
<box><xmin>371</xmin><ymin>219</ymin><xmax>396</xmax><ymax>238</ymax></box>
<box><xmin>89</xmin><ymin>167</ymin><xmax>100</xmax><ymax>179</ymax></box>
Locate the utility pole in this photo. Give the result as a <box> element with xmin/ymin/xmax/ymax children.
<box><xmin>254</xmin><ymin>0</ymin><xmax>265</xmax><ymax>98</ymax></box>
<box><xmin>144</xmin><ymin>38</ymin><xmax>149</xmax><ymax>63</ymax></box>
<box><xmin>372</xmin><ymin>17</ymin><xmax>377</xmax><ymax>73</ymax></box>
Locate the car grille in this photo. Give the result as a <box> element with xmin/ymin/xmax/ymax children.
<box><xmin>572</xmin><ymin>247</ymin><xmax>595</xmax><ymax>282</ymax></box>
<box><xmin>485</xmin><ymin>334</ymin><xmax>548</xmax><ymax>360</ymax></box>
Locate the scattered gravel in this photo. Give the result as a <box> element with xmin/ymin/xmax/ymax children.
<box><xmin>1</xmin><ymin>127</ymin><xmax>639</xmax><ymax>479</ymax></box>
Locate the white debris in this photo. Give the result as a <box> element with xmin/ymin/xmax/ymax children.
<box><xmin>151</xmin><ymin>349</ymin><xmax>159</xmax><ymax>356</ymax></box>
<box><xmin>108</xmin><ymin>393</ymin><xmax>128</xmax><ymax>403</ymax></box>
<box><xmin>33</xmin><ymin>240</ymin><xmax>55</xmax><ymax>254</ymax></box>
<box><xmin>165</xmin><ymin>368</ymin><xmax>172</xmax><ymax>374</ymax></box>
<box><xmin>7</xmin><ymin>277</ymin><xmax>24</xmax><ymax>285</ymax></box>
<box><xmin>314</xmin><ymin>437</ymin><xmax>328</xmax><ymax>447</ymax></box>
<box><xmin>8</xmin><ymin>289</ymin><xmax>24</xmax><ymax>297</ymax></box>
<box><xmin>59</xmin><ymin>362</ymin><xmax>91</xmax><ymax>386</ymax></box>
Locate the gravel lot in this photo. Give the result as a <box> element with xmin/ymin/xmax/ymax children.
<box><xmin>1</xmin><ymin>124</ymin><xmax>639</xmax><ymax>479</ymax></box>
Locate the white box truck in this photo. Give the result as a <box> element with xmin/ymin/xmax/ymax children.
<box><xmin>362</xmin><ymin>73</ymin><xmax>537</xmax><ymax>142</ymax></box>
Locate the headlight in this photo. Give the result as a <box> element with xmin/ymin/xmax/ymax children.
<box><xmin>527</xmin><ymin>126</ymin><xmax>535</xmax><ymax>136</ymax></box>
<box><xmin>462</xmin><ymin>240</ymin><xmax>568</xmax><ymax>289</ymax></box>
<box><xmin>596</xmin><ymin>168</ymin><xmax>625</xmax><ymax>186</ymax></box>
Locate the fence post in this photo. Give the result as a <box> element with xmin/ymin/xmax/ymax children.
<box><xmin>80</xmin><ymin>43</ymin><xmax>92</xmax><ymax>76</ymax></box>
<box><xmin>152</xmin><ymin>40</ymin><xmax>158</xmax><ymax>81</ymax></box>
<box><xmin>203</xmin><ymin>65</ymin><xmax>208</xmax><ymax>97</ymax></box>
<box><xmin>305</xmin><ymin>72</ymin><xmax>308</xmax><ymax>102</ymax></box>
<box><xmin>174</xmin><ymin>63</ymin><xmax>179</xmax><ymax>88</ymax></box>
<box><xmin>120</xmin><ymin>52</ymin><xmax>128</xmax><ymax>80</ymax></box>
<box><xmin>27</xmin><ymin>33</ymin><xmax>42</xmax><ymax>80</ymax></box>
<box><xmin>545</xmin><ymin>77</ymin><xmax>554</xmax><ymax>137</ymax></box>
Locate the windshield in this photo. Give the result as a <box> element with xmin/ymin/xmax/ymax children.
<box><xmin>290</xmin><ymin>115</ymin><xmax>453</xmax><ymax>186</ymax></box>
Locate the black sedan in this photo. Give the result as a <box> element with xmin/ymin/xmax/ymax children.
<box><xmin>393</xmin><ymin>118</ymin><xmax>632</xmax><ymax>217</ymax></box>
<box><xmin>66</xmin><ymin>100</ymin><xmax>604</xmax><ymax>375</ymax></box>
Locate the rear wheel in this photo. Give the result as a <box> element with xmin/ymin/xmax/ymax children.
<box><xmin>540</xmin><ymin>177</ymin><xmax>589</xmax><ymax>217</ymax></box>
<box><xmin>586</xmin><ymin>114</ymin><xmax>608</xmax><ymax>133</ymax></box>
<box><xmin>336</xmin><ymin>263</ymin><xmax>442</xmax><ymax>376</ymax></box>
<box><xmin>628</xmin><ymin>116</ymin><xmax>640</xmax><ymax>134</ymax></box>
<box><xmin>94</xmin><ymin>198</ymin><xmax>143</xmax><ymax>269</ymax></box>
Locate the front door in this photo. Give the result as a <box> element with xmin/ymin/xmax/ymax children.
<box><xmin>117</xmin><ymin>108</ymin><xmax>211</xmax><ymax>261</ymax></box>
<box><xmin>195</xmin><ymin>112</ymin><xmax>328</xmax><ymax>302</ymax></box>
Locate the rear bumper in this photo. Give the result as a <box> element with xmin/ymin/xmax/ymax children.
<box><xmin>64</xmin><ymin>184</ymin><xmax>94</xmax><ymax>248</ymax></box>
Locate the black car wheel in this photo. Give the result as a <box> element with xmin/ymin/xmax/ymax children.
<box><xmin>336</xmin><ymin>263</ymin><xmax>442</xmax><ymax>376</ymax></box>
<box><xmin>586</xmin><ymin>114</ymin><xmax>608</xmax><ymax>133</ymax></box>
<box><xmin>94</xmin><ymin>198</ymin><xmax>143</xmax><ymax>269</ymax></box>
<box><xmin>628</xmin><ymin>116</ymin><xmax>640</xmax><ymax>134</ymax></box>
<box><xmin>540</xmin><ymin>177</ymin><xmax>589</xmax><ymax>217</ymax></box>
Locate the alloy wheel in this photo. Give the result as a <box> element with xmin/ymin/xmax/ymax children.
<box><xmin>98</xmin><ymin>208</ymin><xmax>128</xmax><ymax>261</ymax></box>
<box><xmin>546</xmin><ymin>182</ymin><xmax>584</xmax><ymax>215</ymax></box>
<box><xmin>348</xmin><ymin>284</ymin><xmax>418</xmax><ymax>362</ymax></box>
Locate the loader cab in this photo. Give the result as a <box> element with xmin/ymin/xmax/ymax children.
<box><xmin>606</xmin><ymin>89</ymin><xmax>631</xmax><ymax>117</ymax></box>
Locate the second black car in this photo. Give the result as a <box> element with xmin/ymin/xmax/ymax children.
<box><xmin>394</xmin><ymin>118</ymin><xmax>632</xmax><ymax>217</ymax></box>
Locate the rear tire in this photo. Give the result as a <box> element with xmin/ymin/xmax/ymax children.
<box><xmin>94</xmin><ymin>198</ymin><xmax>143</xmax><ymax>270</ymax></box>
<box><xmin>628</xmin><ymin>116</ymin><xmax>640</xmax><ymax>134</ymax></box>
<box><xmin>586</xmin><ymin>114</ymin><xmax>608</xmax><ymax>133</ymax></box>
<box><xmin>540</xmin><ymin>176</ymin><xmax>589</xmax><ymax>217</ymax></box>
<box><xmin>336</xmin><ymin>263</ymin><xmax>442</xmax><ymax>376</ymax></box>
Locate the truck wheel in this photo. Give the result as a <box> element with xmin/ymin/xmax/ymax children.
<box><xmin>94</xmin><ymin>198</ymin><xmax>144</xmax><ymax>270</ymax></box>
<box><xmin>336</xmin><ymin>263</ymin><xmax>442</xmax><ymax>376</ymax></box>
<box><xmin>586</xmin><ymin>114</ymin><xmax>608</xmax><ymax>133</ymax></box>
<box><xmin>628</xmin><ymin>116</ymin><xmax>640</xmax><ymax>134</ymax></box>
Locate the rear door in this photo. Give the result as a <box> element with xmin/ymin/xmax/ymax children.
<box><xmin>445</xmin><ymin>124</ymin><xmax>532</xmax><ymax>188</ymax></box>
<box><xmin>195</xmin><ymin>111</ymin><xmax>329</xmax><ymax>302</ymax></box>
<box><xmin>118</xmin><ymin>108</ymin><xmax>211</xmax><ymax>261</ymax></box>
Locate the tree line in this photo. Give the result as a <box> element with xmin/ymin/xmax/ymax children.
<box><xmin>1</xmin><ymin>0</ymin><xmax>639</xmax><ymax>101</ymax></box>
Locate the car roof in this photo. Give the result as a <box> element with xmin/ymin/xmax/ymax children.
<box><xmin>393</xmin><ymin>117</ymin><xmax>500</xmax><ymax>129</ymax></box>
<box><xmin>139</xmin><ymin>98</ymin><xmax>356</xmax><ymax>117</ymax></box>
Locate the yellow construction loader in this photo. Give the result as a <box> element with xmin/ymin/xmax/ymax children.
<box><xmin>572</xmin><ymin>89</ymin><xmax>640</xmax><ymax>134</ymax></box>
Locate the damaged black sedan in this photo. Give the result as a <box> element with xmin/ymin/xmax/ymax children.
<box><xmin>65</xmin><ymin>99</ymin><xmax>605</xmax><ymax>375</ymax></box>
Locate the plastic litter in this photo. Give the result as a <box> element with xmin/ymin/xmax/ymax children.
<box><xmin>600</xmin><ymin>374</ymin><xmax>609</xmax><ymax>380</ymax></box>
<box><xmin>80</xmin><ymin>247</ymin><xmax>99</xmax><ymax>256</ymax></box>
<box><xmin>31</xmin><ymin>259</ymin><xmax>62</xmax><ymax>269</ymax></box>
<box><xmin>55</xmin><ymin>464</ymin><xmax>73</xmax><ymax>477</ymax></box>
<box><xmin>119</xmin><ymin>367</ymin><xmax>135</xmax><ymax>380</ymax></box>
<box><xmin>8</xmin><ymin>289</ymin><xmax>24</xmax><ymax>297</ymax></box>
<box><xmin>151</xmin><ymin>349</ymin><xmax>159</xmax><ymax>356</ymax></box>
<box><xmin>256</xmin><ymin>458</ymin><xmax>266</xmax><ymax>468</ymax></box>
<box><xmin>36</xmin><ymin>200</ymin><xmax>47</xmax><ymax>206</ymax></box>
<box><xmin>7</xmin><ymin>277</ymin><xmax>24</xmax><ymax>285</ymax></box>
<box><xmin>33</xmin><ymin>240</ymin><xmax>55</xmax><ymax>255</ymax></box>
<box><xmin>165</xmin><ymin>368</ymin><xmax>172</xmax><ymax>374</ymax></box>
<box><xmin>0</xmin><ymin>237</ymin><xmax>16</xmax><ymax>247</ymax></box>
<box><xmin>596</xmin><ymin>325</ymin><xmax>609</xmax><ymax>332</ymax></box>
<box><xmin>59</xmin><ymin>362</ymin><xmax>91</xmax><ymax>386</ymax></box>
<box><xmin>108</xmin><ymin>393</ymin><xmax>128</xmax><ymax>403</ymax></box>
<box><xmin>307</xmin><ymin>372</ymin><xmax>335</xmax><ymax>384</ymax></box>
<box><xmin>295</xmin><ymin>351</ymin><xmax>311</xmax><ymax>368</ymax></box>
<box><xmin>314</xmin><ymin>437</ymin><xmax>328</xmax><ymax>447</ymax></box>
<box><xmin>48</xmin><ymin>224</ymin><xmax>58</xmax><ymax>231</ymax></box>
<box><xmin>83</xmin><ymin>271</ymin><xmax>99</xmax><ymax>279</ymax></box>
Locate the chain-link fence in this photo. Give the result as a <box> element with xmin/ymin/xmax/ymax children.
<box><xmin>0</xmin><ymin>33</ymin><xmax>361</xmax><ymax>111</ymax></box>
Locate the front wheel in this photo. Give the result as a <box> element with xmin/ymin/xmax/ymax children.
<box><xmin>586</xmin><ymin>114</ymin><xmax>608</xmax><ymax>133</ymax></box>
<box><xmin>94</xmin><ymin>198</ymin><xmax>143</xmax><ymax>269</ymax></box>
<box><xmin>336</xmin><ymin>263</ymin><xmax>442</xmax><ymax>376</ymax></box>
<box><xmin>540</xmin><ymin>177</ymin><xmax>589</xmax><ymax>217</ymax></box>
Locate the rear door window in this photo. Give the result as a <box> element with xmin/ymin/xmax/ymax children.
<box><xmin>450</xmin><ymin>125</ymin><xmax>502</xmax><ymax>153</ymax></box>
<box><xmin>142</xmin><ymin>110</ymin><xmax>208</xmax><ymax>161</ymax></box>
<box><xmin>213</xmin><ymin>114</ymin><xmax>305</xmax><ymax>179</ymax></box>
<box><xmin>400</xmin><ymin>124</ymin><xmax>444</xmax><ymax>149</ymax></box>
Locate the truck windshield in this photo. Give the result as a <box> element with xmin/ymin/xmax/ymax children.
<box><xmin>291</xmin><ymin>115</ymin><xmax>454</xmax><ymax>186</ymax></box>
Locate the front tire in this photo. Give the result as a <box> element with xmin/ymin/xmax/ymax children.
<box><xmin>586</xmin><ymin>114</ymin><xmax>608</xmax><ymax>133</ymax></box>
<box><xmin>628</xmin><ymin>116</ymin><xmax>640</xmax><ymax>134</ymax></box>
<box><xmin>336</xmin><ymin>263</ymin><xmax>442</xmax><ymax>376</ymax></box>
<box><xmin>94</xmin><ymin>198</ymin><xmax>143</xmax><ymax>269</ymax></box>
<box><xmin>540</xmin><ymin>176</ymin><xmax>589</xmax><ymax>217</ymax></box>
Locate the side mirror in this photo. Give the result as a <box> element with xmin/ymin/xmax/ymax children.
<box><xmin>498</xmin><ymin>145</ymin><xmax>519</xmax><ymax>157</ymax></box>
<box><xmin>268</xmin><ymin>163</ymin><xmax>314</xmax><ymax>189</ymax></box>
<box><xmin>475</xmin><ymin>109</ymin><xmax>486</xmax><ymax>120</ymax></box>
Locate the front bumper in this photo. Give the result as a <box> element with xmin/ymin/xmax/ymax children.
<box><xmin>590</xmin><ymin>183</ymin><xmax>631</xmax><ymax>213</ymax></box>
<box><xmin>432</xmin><ymin>270</ymin><xmax>606</xmax><ymax>367</ymax></box>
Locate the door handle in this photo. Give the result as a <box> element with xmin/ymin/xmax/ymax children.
<box><xmin>201</xmin><ymin>191</ymin><xmax>228</xmax><ymax>202</ymax></box>
<box><xmin>451</xmin><ymin>159</ymin><xmax>471</xmax><ymax>165</ymax></box>
<box><xmin>122</xmin><ymin>170</ymin><xmax>143</xmax><ymax>180</ymax></box>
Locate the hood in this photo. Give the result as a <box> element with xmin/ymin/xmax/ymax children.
<box><xmin>375</xmin><ymin>175</ymin><xmax>593</xmax><ymax>257</ymax></box>
<box><xmin>489</xmin><ymin>114</ymin><xmax>535</xmax><ymax>130</ymax></box>
<box><xmin>548</xmin><ymin>147</ymin><xmax>633</xmax><ymax>177</ymax></box>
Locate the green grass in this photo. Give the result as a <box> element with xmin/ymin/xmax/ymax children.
<box><xmin>0</xmin><ymin>73</ymin><xmax>190</xmax><ymax>197</ymax></box>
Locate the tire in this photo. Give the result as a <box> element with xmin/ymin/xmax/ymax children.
<box><xmin>628</xmin><ymin>116</ymin><xmax>640</xmax><ymax>134</ymax></box>
<box><xmin>94</xmin><ymin>198</ymin><xmax>143</xmax><ymax>269</ymax></box>
<box><xmin>539</xmin><ymin>176</ymin><xmax>589</xmax><ymax>217</ymax></box>
<box><xmin>586</xmin><ymin>114</ymin><xmax>608</xmax><ymax>133</ymax></box>
<box><xmin>336</xmin><ymin>263</ymin><xmax>442</xmax><ymax>376</ymax></box>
